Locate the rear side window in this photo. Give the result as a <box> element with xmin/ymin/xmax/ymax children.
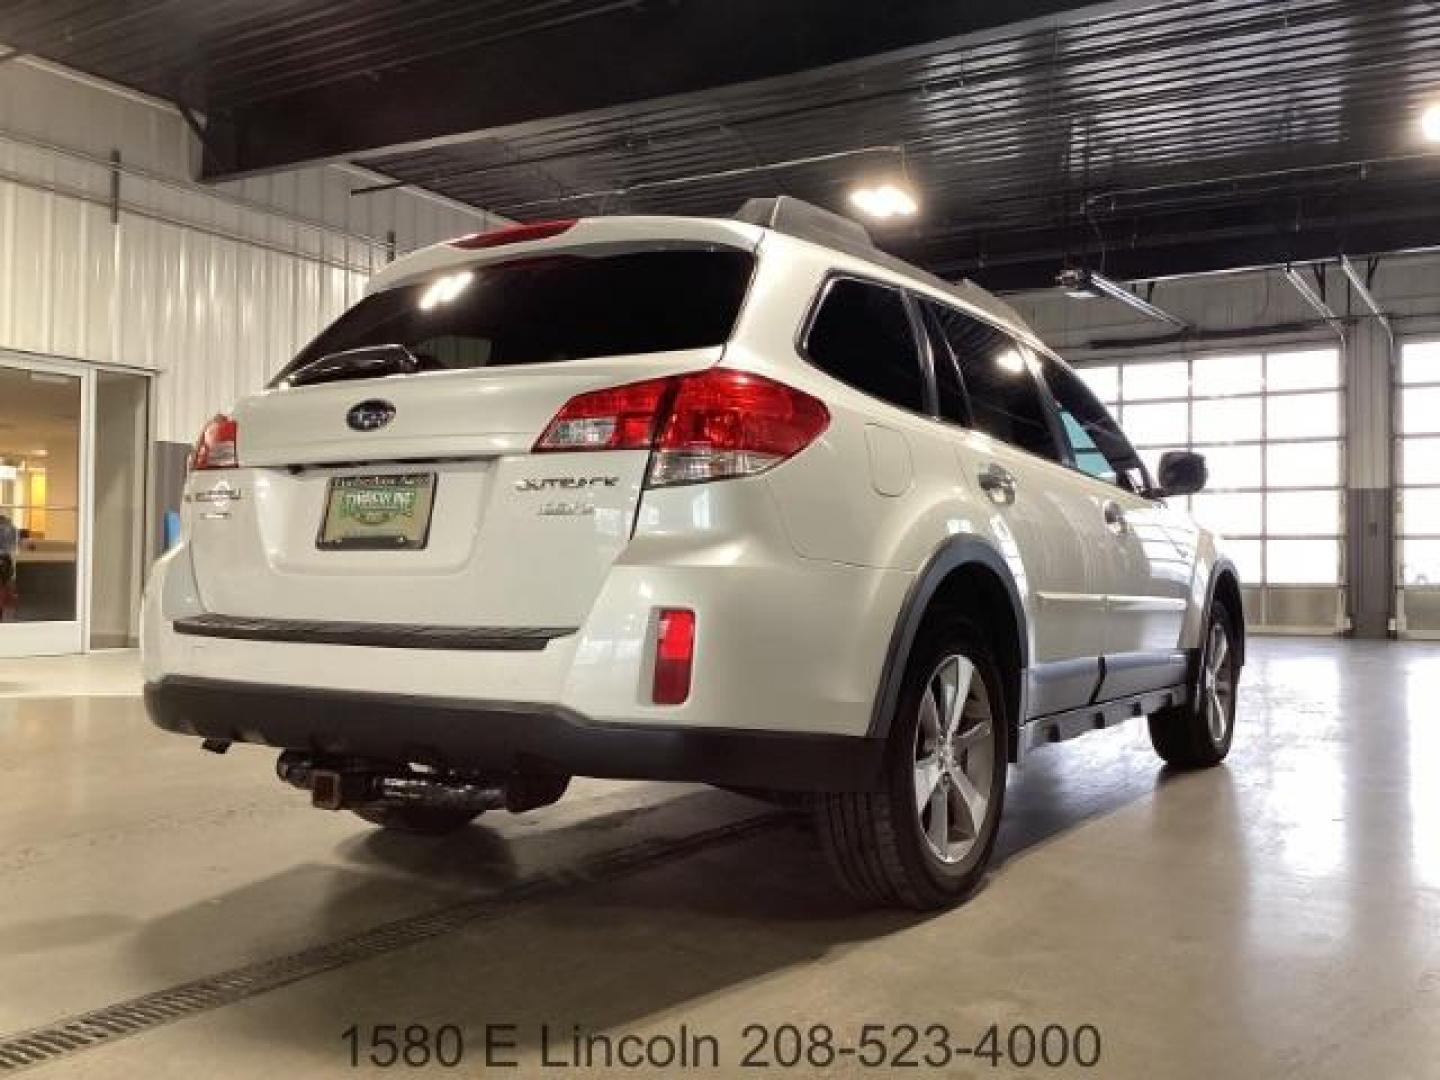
<box><xmin>927</xmin><ymin>303</ymin><xmax>1060</xmax><ymax>461</ymax></box>
<box><xmin>804</xmin><ymin>279</ymin><xmax>927</xmax><ymax>413</ymax></box>
<box><xmin>273</xmin><ymin>248</ymin><xmax>754</xmax><ymax>387</ymax></box>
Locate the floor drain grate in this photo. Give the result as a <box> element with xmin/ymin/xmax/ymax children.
<box><xmin>0</xmin><ymin>813</ymin><xmax>783</xmax><ymax>1072</ymax></box>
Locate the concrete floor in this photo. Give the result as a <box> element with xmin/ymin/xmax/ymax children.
<box><xmin>1</xmin><ymin>638</ymin><xmax>1438</xmax><ymax>1078</ymax></box>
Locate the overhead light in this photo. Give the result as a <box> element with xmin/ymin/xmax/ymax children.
<box><xmin>848</xmin><ymin>183</ymin><xmax>918</xmax><ymax>220</ymax></box>
<box><xmin>418</xmin><ymin>270</ymin><xmax>474</xmax><ymax>311</ymax></box>
<box><xmin>995</xmin><ymin>349</ymin><xmax>1027</xmax><ymax>375</ymax></box>
<box><xmin>1056</xmin><ymin>267</ymin><xmax>1190</xmax><ymax>330</ymax></box>
<box><xmin>1423</xmin><ymin>104</ymin><xmax>1440</xmax><ymax>143</ymax></box>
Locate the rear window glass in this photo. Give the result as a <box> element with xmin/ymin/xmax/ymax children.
<box><xmin>273</xmin><ymin>248</ymin><xmax>754</xmax><ymax>387</ymax></box>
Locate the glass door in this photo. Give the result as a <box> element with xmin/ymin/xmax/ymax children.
<box><xmin>0</xmin><ymin>354</ymin><xmax>90</xmax><ymax>657</ymax></box>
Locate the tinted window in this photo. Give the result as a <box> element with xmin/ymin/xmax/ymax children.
<box><xmin>805</xmin><ymin>279</ymin><xmax>927</xmax><ymax>413</ymax></box>
<box><xmin>1041</xmin><ymin>357</ymin><xmax>1149</xmax><ymax>491</ymax></box>
<box><xmin>274</xmin><ymin>249</ymin><xmax>754</xmax><ymax>386</ymax></box>
<box><xmin>927</xmin><ymin>303</ymin><xmax>1059</xmax><ymax>460</ymax></box>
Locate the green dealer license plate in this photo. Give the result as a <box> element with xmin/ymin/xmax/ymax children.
<box><xmin>318</xmin><ymin>473</ymin><xmax>437</xmax><ymax>550</ymax></box>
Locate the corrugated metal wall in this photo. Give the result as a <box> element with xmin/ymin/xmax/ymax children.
<box><xmin>0</xmin><ymin>56</ymin><xmax>502</xmax><ymax>443</ymax></box>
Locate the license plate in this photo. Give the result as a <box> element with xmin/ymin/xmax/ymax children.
<box><xmin>318</xmin><ymin>473</ymin><xmax>437</xmax><ymax>550</ymax></box>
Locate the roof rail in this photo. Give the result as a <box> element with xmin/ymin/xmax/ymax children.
<box><xmin>734</xmin><ymin>196</ymin><xmax>874</xmax><ymax>257</ymax></box>
<box><xmin>735</xmin><ymin>196</ymin><xmax>1038</xmax><ymax>348</ymax></box>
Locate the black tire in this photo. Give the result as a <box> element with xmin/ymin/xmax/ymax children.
<box><xmin>1148</xmin><ymin>599</ymin><xmax>1239</xmax><ymax>768</ymax></box>
<box><xmin>351</xmin><ymin>805</ymin><xmax>483</xmax><ymax>835</ymax></box>
<box><xmin>815</xmin><ymin>619</ymin><xmax>1008</xmax><ymax>910</ymax></box>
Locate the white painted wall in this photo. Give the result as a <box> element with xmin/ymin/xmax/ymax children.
<box><xmin>0</xmin><ymin>56</ymin><xmax>504</xmax><ymax>443</ymax></box>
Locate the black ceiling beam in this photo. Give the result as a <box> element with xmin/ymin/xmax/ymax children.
<box><xmin>201</xmin><ymin>0</ymin><xmax>1155</xmax><ymax>180</ymax></box>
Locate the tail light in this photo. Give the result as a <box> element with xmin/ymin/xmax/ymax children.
<box><xmin>449</xmin><ymin>219</ymin><xmax>577</xmax><ymax>249</ymax></box>
<box><xmin>189</xmin><ymin>414</ymin><xmax>238</xmax><ymax>471</ymax></box>
<box><xmin>653</xmin><ymin>608</ymin><xmax>696</xmax><ymax>705</ymax></box>
<box><xmin>534</xmin><ymin>369</ymin><xmax>829</xmax><ymax>487</ymax></box>
<box><xmin>534</xmin><ymin>377</ymin><xmax>672</xmax><ymax>453</ymax></box>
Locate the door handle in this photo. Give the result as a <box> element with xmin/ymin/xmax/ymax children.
<box><xmin>1103</xmin><ymin>500</ymin><xmax>1128</xmax><ymax>535</ymax></box>
<box><xmin>978</xmin><ymin>463</ymin><xmax>1017</xmax><ymax>505</ymax></box>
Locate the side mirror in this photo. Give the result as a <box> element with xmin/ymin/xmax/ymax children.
<box><xmin>1152</xmin><ymin>450</ymin><xmax>1208</xmax><ymax>498</ymax></box>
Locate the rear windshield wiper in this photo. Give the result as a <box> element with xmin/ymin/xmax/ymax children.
<box><xmin>281</xmin><ymin>344</ymin><xmax>425</xmax><ymax>388</ymax></box>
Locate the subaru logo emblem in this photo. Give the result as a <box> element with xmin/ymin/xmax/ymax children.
<box><xmin>346</xmin><ymin>400</ymin><xmax>395</xmax><ymax>432</ymax></box>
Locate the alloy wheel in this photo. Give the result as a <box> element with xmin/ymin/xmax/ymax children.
<box><xmin>1201</xmin><ymin>620</ymin><xmax>1235</xmax><ymax>743</ymax></box>
<box><xmin>912</xmin><ymin>654</ymin><xmax>996</xmax><ymax>866</ymax></box>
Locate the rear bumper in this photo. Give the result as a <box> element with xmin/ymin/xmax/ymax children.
<box><xmin>144</xmin><ymin>676</ymin><xmax>886</xmax><ymax>792</ymax></box>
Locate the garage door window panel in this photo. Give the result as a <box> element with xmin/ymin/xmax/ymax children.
<box><xmin>1122</xmin><ymin>361</ymin><xmax>1189</xmax><ymax>401</ymax></box>
<box><xmin>1196</xmin><ymin>444</ymin><xmax>1265</xmax><ymax>491</ymax></box>
<box><xmin>1267</xmin><ymin>391</ymin><xmax>1341</xmax><ymax>440</ymax></box>
<box><xmin>1077</xmin><ymin>365</ymin><xmax>1119</xmax><ymax>406</ymax></box>
<box><xmin>1122</xmin><ymin>401</ymin><xmax>1189</xmax><ymax>448</ymax></box>
<box><xmin>1267</xmin><ymin>441</ymin><xmax>1341</xmax><ymax>489</ymax></box>
<box><xmin>1266</xmin><ymin>491</ymin><xmax>1340</xmax><ymax>537</ymax></box>
<box><xmin>1193</xmin><ymin>354</ymin><xmax>1263</xmax><ymax>398</ymax></box>
<box><xmin>1192</xmin><ymin>491</ymin><xmax>1263</xmax><ymax>537</ymax></box>
<box><xmin>1193</xmin><ymin>397</ymin><xmax>1263</xmax><ymax>443</ymax></box>
<box><xmin>1267</xmin><ymin>538</ymin><xmax>1340</xmax><ymax>585</ymax></box>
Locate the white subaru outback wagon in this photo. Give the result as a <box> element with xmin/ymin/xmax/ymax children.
<box><xmin>143</xmin><ymin>197</ymin><xmax>1243</xmax><ymax>909</ymax></box>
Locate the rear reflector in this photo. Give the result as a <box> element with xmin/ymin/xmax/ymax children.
<box><xmin>653</xmin><ymin>608</ymin><xmax>696</xmax><ymax>705</ymax></box>
<box><xmin>449</xmin><ymin>219</ymin><xmax>577</xmax><ymax>249</ymax></box>
<box><xmin>533</xmin><ymin>369</ymin><xmax>829</xmax><ymax>487</ymax></box>
<box><xmin>189</xmin><ymin>414</ymin><xmax>238</xmax><ymax>471</ymax></box>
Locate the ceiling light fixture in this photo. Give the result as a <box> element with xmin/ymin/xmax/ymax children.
<box><xmin>1423</xmin><ymin>104</ymin><xmax>1440</xmax><ymax>143</ymax></box>
<box><xmin>848</xmin><ymin>183</ymin><xmax>919</xmax><ymax>220</ymax></box>
<box><xmin>1057</xmin><ymin>268</ymin><xmax>1190</xmax><ymax>330</ymax></box>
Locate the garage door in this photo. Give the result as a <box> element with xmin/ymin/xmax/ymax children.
<box><xmin>1398</xmin><ymin>339</ymin><xmax>1440</xmax><ymax>639</ymax></box>
<box><xmin>1079</xmin><ymin>348</ymin><xmax>1344</xmax><ymax>633</ymax></box>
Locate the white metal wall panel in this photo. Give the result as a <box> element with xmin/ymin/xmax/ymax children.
<box><xmin>0</xmin><ymin>57</ymin><xmax>500</xmax><ymax>443</ymax></box>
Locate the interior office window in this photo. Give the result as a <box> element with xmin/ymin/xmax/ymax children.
<box><xmin>805</xmin><ymin>279</ymin><xmax>927</xmax><ymax>413</ymax></box>
<box><xmin>926</xmin><ymin>303</ymin><xmax>1059</xmax><ymax>461</ymax></box>
<box><xmin>1039</xmin><ymin>357</ymin><xmax>1147</xmax><ymax>490</ymax></box>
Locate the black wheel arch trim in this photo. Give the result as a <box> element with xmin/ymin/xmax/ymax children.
<box><xmin>1203</xmin><ymin>557</ymin><xmax>1246</xmax><ymax>669</ymax></box>
<box><xmin>867</xmin><ymin>535</ymin><xmax>1029</xmax><ymax>740</ymax></box>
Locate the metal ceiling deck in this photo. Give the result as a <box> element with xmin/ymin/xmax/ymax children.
<box><xmin>5</xmin><ymin>0</ymin><xmax>1440</xmax><ymax>285</ymax></box>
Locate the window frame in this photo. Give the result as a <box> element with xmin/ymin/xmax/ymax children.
<box><xmin>796</xmin><ymin>271</ymin><xmax>938</xmax><ymax>418</ymax></box>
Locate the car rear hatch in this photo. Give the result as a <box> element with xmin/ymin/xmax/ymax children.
<box><xmin>185</xmin><ymin>236</ymin><xmax>757</xmax><ymax>632</ymax></box>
